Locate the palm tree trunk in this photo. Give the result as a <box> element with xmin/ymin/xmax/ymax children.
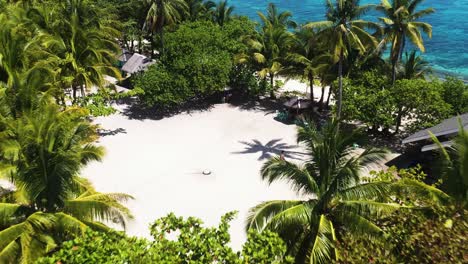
<box><xmin>325</xmin><ymin>83</ymin><xmax>332</xmax><ymax>108</ymax></box>
<box><xmin>309</xmin><ymin>72</ymin><xmax>314</xmax><ymax>103</ymax></box>
<box><xmin>337</xmin><ymin>49</ymin><xmax>344</xmax><ymax>119</ymax></box>
<box><xmin>138</xmin><ymin>34</ymin><xmax>143</xmax><ymax>54</ymax></box>
<box><xmin>392</xmin><ymin>34</ymin><xmax>406</xmax><ymax>85</ymax></box>
<box><xmin>159</xmin><ymin>27</ymin><xmax>164</xmax><ymax>57</ymax></box>
<box><xmin>319</xmin><ymin>83</ymin><xmax>325</xmax><ymax>110</ymax></box>
<box><xmin>72</xmin><ymin>87</ymin><xmax>77</xmax><ymax>102</ymax></box>
<box><xmin>395</xmin><ymin>107</ymin><xmax>404</xmax><ymax>134</ymax></box>
<box><xmin>269</xmin><ymin>73</ymin><xmax>275</xmax><ymax>99</ymax></box>
<box><xmin>158</xmin><ymin>0</ymin><xmax>165</xmax><ymax>57</ymax></box>
<box><xmin>150</xmin><ymin>31</ymin><xmax>155</xmax><ymax>58</ymax></box>
<box><xmin>80</xmin><ymin>84</ymin><xmax>85</xmax><ymax>98</ymax></box>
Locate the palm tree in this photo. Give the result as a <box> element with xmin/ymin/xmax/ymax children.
<box><xmin>237</xmin><ymin>25</ymin><xmax>294</xmax><ymax>99</ymax></box>
<box><xmin>247</xmin><ymin>120</ymin><xmax>398</xmax><ymax>263</ymax></box>
<box><xmin>0</xmin><ymin>5</ymin><xmax>55</xmax><ymax>114</ymax></box>
<box><xmin>307</xmin><ymin>0</ymin><xmax>379</xmax><ymax>118</ymax></box>
<box><xmin>399</xmin><ymin>50</ymin><xmax>432</xmax><ymax>79</ymax></box>
<box><xmin>258</xmin><ymin>3</ymin><xmax>297</xmax><ymax>30</ymax></box>
<box><xmin>377</xmin><ymin>0</ymin><xmax>434</xmax><ymax>84</ymax></box>
<box><xmin>285</xmin><ymin>27</ymin><xmax>328</xmax><ymax>102</ymax></box>
<box><xmin>184</xmin><ymin>0</ymin><xmax>215</xmax><ymax>21</ymax></box>
<box><xmin>31</xmin><ymin>0</ymin><xmax>122</xmax><ymax>101</ymax></box>
<box><xmin>145</xmin><ymin>0</ymin><xmax>187</xmax><ymax>56</ymax></box>
<box><xmin>209</xmin><ymin>0</ymin><xmax>234</xmax><ymax>27</ymax></box>
<box><xmin>0</xmin><ymin>98</ymin><xmax>133</xmax><ymax>262</ymax></box>
<box><xmin>431</xmin><ymin>121</ymin><xmax>468</xmax><ymax>208</ymax></box>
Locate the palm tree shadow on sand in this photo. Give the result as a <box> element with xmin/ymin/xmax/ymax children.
<box><xmin>232</xmin><ymin>139</ymin><xmax>306</xmax><ymax>161</ymax></box>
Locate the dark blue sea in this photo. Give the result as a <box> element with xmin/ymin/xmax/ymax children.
<box><xmin>229</xmin><ymin>0</ymin><xmax>468</xmax><ymax>81</ymax></box>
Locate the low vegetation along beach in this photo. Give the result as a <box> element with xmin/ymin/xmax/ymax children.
<box><xmin>0</xmin><ymin>0</ymin><xmax>467</xmax><ymax>263</ymax></box>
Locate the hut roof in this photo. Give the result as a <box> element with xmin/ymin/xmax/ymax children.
<box><xmin>402</xmin><ymin>113</ymin><xmax>468</xmax><ymax>144</ymax></box>
<box><xmin>121</xmin><ymin>53</ymin><xmax>155</xmax><ymax>74</ymax></box>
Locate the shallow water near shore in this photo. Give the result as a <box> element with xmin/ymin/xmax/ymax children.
<box><xmin>230</xmin><ymin>0</ymin><xmax>468</xmax><ymax>81</ymax></box>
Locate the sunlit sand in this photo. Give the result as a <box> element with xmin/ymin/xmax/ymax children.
<box><xmin>83</xmin><ymin>102</ymin><xmax>304</xmax><ymax>249</ymax></box>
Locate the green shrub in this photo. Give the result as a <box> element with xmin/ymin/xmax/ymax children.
<box><xmin>38</xmin><ymin>212</ymin><xmax>293</xmax><ymax>263</ymax></box>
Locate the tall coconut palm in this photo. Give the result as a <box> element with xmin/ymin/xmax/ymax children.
<box><xmin>184</xmin><ymin>0</ymin><xmax>215</xmax><ymax>21</ymax></box>
<box><xmin>145</xmin><ymin>0</ymin><xmax>187</xmax><ymax>56</ymax></box>
<box><xmin>307</xmin><ymin>0</ymin><xmax>379</xmax><ymax>118</ymax></box>
<box><xmin>0</xmin><ymin>5</ymin><xmax>55</xmax><ymax>114</ymax></box>
<box><xmin>399</xmin><ymin>50</ymin><xmax>432</xmax><ymax>79</ymax></box>
<box><xmin>247</xmin><ymin>120</ymin><xmax>396</xmax><ymax>263</ymax></box>
<box><xmin>209</xmin><ymin>0</ymin><xmax>234</xmax><ymax>26</ymax></box>
<box><xmin>377</xmin><ymin>0</ymin><xmax>434</xmax><ymax>84</ymax></box>
<box><xmin>34</xmin><ymin>0</ymin><xmax>122</xmax><ymax>101</ymax></box>
<box><xmin>0</xmin><ymin>97</ymin><xmax>133</xmax><ymax>262</ymax></box>
<box><xmin>285</xmin><ymin>27</ymin><xmax>328</xmax><ymax>102</ymax></box>
<box><xmin>237</xmin><ymin>25</ymin><xmax>294</xmax><ymax>98</ymax></box>
<box><xmin>431</xmin><ymin>120</ymin><xmax>468</xmax><ymax>208</ymax></box>
<box><xmin>258</xmin><ymin>3</ymin><xmax>297</xmax><ymax>30</ymax></box>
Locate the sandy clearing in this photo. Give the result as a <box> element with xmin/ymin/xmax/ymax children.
<box><xmin>278</xmin><ymin>77</ymin><xmax>331</xmax><ymax>102</ymax></box>
<box><xmin>82</xmin><ymin>103</ymin><xmax>304</xmax><ymax>249</ymax></box>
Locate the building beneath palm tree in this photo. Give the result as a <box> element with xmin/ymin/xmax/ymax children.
<box><xmin>402</xmin><ymin>113</ymin><xmax>468</xmax><ymax>152</ymax></box>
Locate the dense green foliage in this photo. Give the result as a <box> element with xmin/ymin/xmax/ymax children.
<box><xmin>135</xmin><ymin>19</ymin><xmax>256</xmax><ymax>108</ymax></box>
<box><xmin>441</xmin><ymin>77</ymin><xmax>468</xmax><ymax>115</ymax></box>
<box><xmin>0</xmin><ymin>92</ymin><xmax>132</xmax><ymax>262</ymax></box>
<box><xmin>38</xmin><ymin>212</ymin><xmax>293</xmax><ymax>263</ymax></box>
<box><xmin>342</xmin><ymin>71</ymin><xmax>452</xmax><ymax>133</ymax></box>
<box><xmin>338</xmin><ymin>205</ymin><xmax>467</xmax><ymax>263</ymax></box>
<box><xmin>337</xmin><ymin>167</ymin><xmax>467</xmax><ymax>263</ymax></box>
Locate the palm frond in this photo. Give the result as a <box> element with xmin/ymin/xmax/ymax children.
<box><xmin>261</xmin><ymin>157</ymin><xmax>319</xmax><ymax>196</ymax></box>
<box><xmin>339</xmin><ymin>181</ymin><xmax>391</xmax><ymax>201</ymax></box>
<box><xmin>246</xmin><ymin>200</ymin><xmax>308</xmax><ymax>231</ymax></box>
<box><xmin>337</xmin><ymin>200</ymin><xmax>402</xmax><ymax>219</ymax></box>
<box><xmin>64</xmin><ymin>192</ymin><xmax>133</xmax><ymax>229</ymax></box>
<box><xmin>308</xmin><ymin>214</ymin><xmax>334</xmax><ymax>264</ymax></box>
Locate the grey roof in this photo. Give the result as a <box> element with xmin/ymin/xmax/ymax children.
<box><xmin>402</xmin><ymin>113</ymin><xmax>468</xmax><ymax>144</ymax></box>
<box><xmin>421</xmin><ymin>140</ymin><xmax>453</xmax><ymax>152</ymax></box>
<box><xmin>121</xmin><ymin>53</ymin><xmax>155</xmax><ymax>74</ymax></box>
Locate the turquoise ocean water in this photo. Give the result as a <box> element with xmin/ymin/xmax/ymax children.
<box><xmin>229</xmin><ymin>0</ymin><xmax>468</xmax><ymax>81</ymax></box>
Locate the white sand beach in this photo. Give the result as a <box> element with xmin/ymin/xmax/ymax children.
<box><xmin>82</xmin><ymin>102</ymin><xmax>304</xmax><ymax>250</ymax></box>
<box><xmin>278</xmin><ymin>77</ymin><xmax>331</xmax><ymax>102</ymax></box>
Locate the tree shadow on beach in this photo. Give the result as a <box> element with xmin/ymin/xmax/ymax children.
<box><xmin>232</xmin><ymin>139</ymin><xmax>306</xmax><ymax>161</ymax></box>
<box><xmin>228</xmin><ymin>97</ymin><xmax>284</xmax><ymax>116</ymax></box>
<box><xmin>118</xmin><ymin>97</ymin><xmax>215</xmax><ymax>121</ymax></box>
<box><xmin>98</xmin><ymin>128</ymin><xmax>127</xmax><ymax>137</ymax></box>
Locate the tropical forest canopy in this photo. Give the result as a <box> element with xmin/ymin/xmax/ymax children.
<box><xmin>0</xmin><ymin>0</ymin><xmax>467</xmax><ymax>263</ymax></box>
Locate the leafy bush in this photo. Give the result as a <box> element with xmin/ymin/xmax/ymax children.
<box><xmin>337</xmin><ymin>167</ymin><xmax>467</xmax><ymax>264</ymax></box>
<box><xmin>393</xmin><ymin>78</ymin><xmax>451</xmax><ymax>132</ymax></box>
<box><xmin>38</xmin><ymin>212</ymin><xmax>293</xmax><ymax>263</ymax></box>
<box><xmin>341</xmin><ymin>71</ymin><xmax>452</xmax><ymax>134</ymax></box>
<box><xmin>134</xmin><ymin>65</ymin><xmax>190</xmax><ymax>108</ymax></box>
<box><xmin>337</xmin><ymin>207</ymin><xmax>467</xmax><ymax>264</ymax></box>
<box><xmin>441</xmin><ymin>77</ymin><xmax>468</xmax><ymax>115</ymax></box>
<box><xmin>136</xmin><ymin>21</ymin><xmax>249</xmax><ymax>108</ymax></box>
<box><xmin>78</xmin><ymin>87</ymin><xmax>144</xmax><ymax>116</ymax></box>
